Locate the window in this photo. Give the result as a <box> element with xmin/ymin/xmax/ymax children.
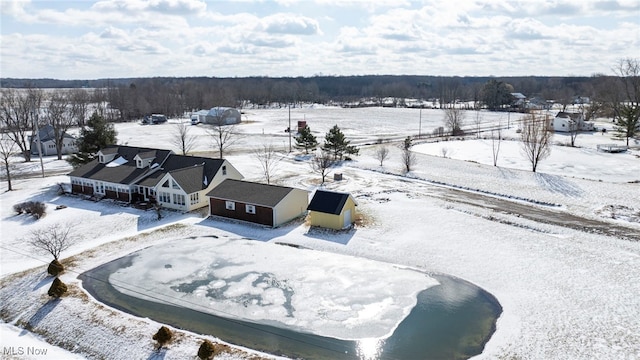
<box><xmin>136</xmin><ymin>159</ymin><xmax>142</xmax><ymax>168</ymax></box>
<box><xmin>138</xmin><ymin>186</ymin><xmax>144</xmax><ymax>194</ymax></box>
<box><xmin>162</xmin><ymin>180</ymin><xmax>169</xmax><ymax>188</ymax></box>
<box><xmin>225</xmin><ymin>201</ymin><xmax>235</xmax><ymax>210</ymax></box>
<box><xmin>245</xmin><ymin>204</ymin><xmax>256</xmax><ymax>214</ymax></box>
<box><xmin>173</xmin><ymin>194</ymin><xmax>185</xmax><ymax>206</ymax></box>
<box><xmin>159</xmin><ymin>192</ymin><xmax>171</xmax><ymax>203</ymax></box>
<box><xmin>222</xmin><ymin>165</ymin><xmax>227</xmax><ymax>175</ymax></box>
<box><xmin>190</xmin><ymin>193</ymin><xmax>199</xmax><ymax>205</ymax></box>
<box><xmin>172</xmin><ymin>180</ymin><xmax>180</xmax><ymax>190</ymax></box>
<box><xmin>99</xmin><ymin>155</ymin><xmax>104</xmax><ymax>163</ymax></box>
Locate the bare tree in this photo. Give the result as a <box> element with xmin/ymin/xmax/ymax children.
<box><xmin>401</xmin><ymin>136</ymin><xmax>416</xmax><ymax>173</ymax></box>
<box><xmin>375</xmin><ymin>146</ymin><xmax>389</xmax><ymax>166</ymax></box>
<box><xmin>473</xmin><ymin>109</ymin><xmax>482</xmax><ymax>138</ymax></box>
<box><xmin>0</xmin><ymin>133</ymin><xmax>19</xmax><ymax>190</ymax></box>
<box><xmin>29</xmin><ymin>223</ymin><xmax>76</xmax><ymax>261</ymax></box>
<box><xmin>69</xmin><ymin>88</ymin><xmax>91</xmax><ymax>127</ymax></box>
<box><xmin>443</xmin><ymin>108</ymin><xmax>465</xmax><ymax>136</ymax></box>
<box><xmin>520</xmin><ymin>112</ymin><xmax>553</xmax><ymax>172</ymax></box>
<box><xmin>45</xmin><ymin>90</ymin><xmax>74</xmax><ymax>160</ymax></box>
<box><xmin>253</xmin><ymin>143</ymin><xmax>283</xmax><ymax>184</ymax></box>
<box><xmin>207</xmin><ymin>115</ymin><xmax>238</xmax><ymax>159</ymax></box>
<box><xmin>311</xmin><ymin>149</ymin><xmax>335</xmax><ymax>184</ymax></box>
<box><xmin>491</xmin><ymin>127</ymin><xmax>502</xmax><ymax>167</ymax></box>
<box><xmin>0</xmin><ymin>88</ymin><xmax>43</xmax><ymax>162</ymax></box>
<box><xmin>172</xmin><ymin>122</ymin><xmax>197</xmax><ymax>155</ymax></box>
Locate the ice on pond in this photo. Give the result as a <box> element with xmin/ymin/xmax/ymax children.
<box><xmin>109</xmin><ymin>237</ymin><xmax>438</xmax><ymax>340</ymax></box>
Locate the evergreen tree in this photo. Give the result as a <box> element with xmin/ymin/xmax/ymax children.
<box><xmin>295</xmin><ymin>125</ymin><xmax>318</xmax><ymax>154</ymax></box>
<box><xmin>322</xmin><ymin>125</ymin><xmax>359</xmax><ymax>160</ymax></box>
<box><xmin>47</xmin><ymin>277</ymin><xmax>68</xmax><ymax>298</ymax></box>
<box><xmin>67</xmin><ymin>112</ymin><xmax>117</xmax><ymax>168</ymax></box>
<box><xmin>153</xmin><ymin>326</ymin><xmax>173</xmax><ymax>349</ymax></box>
<box><xmin>614</xmin><ymin>104</ymin><xmax>639</xmax><ymax>146</ymax></box>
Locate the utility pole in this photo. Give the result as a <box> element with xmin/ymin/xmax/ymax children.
<box><xmin>418</xmin><ymin>108</ymin><xmax>422</xmax><ymax>139</ymax></box>
<box><xmin>288</xmin><ymin>103</ymin><xmax>292</xmax><ymax>152</ymax></box>
<box><xmin>32</xmin><ymin>109</ymin><xmax>45</xmax><ymax>178</ymax></box>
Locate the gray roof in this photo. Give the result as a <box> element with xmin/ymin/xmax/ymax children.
<box><xmin>68</xmin><ymin>145</ymin><xmax>172</xmax><ymax>185</ymax></box>
<box><xmin>307</xmin><ymin>190</ymin><xmax>354</xmax><ymax>215</ymax></box>
<box><xmin>34</xmin><ymin>124</ymin><xmax>75</xmax><ymax>142</ymax></box>
<box><xmin>69</xmin><ymin>146</ymin><xmax>228</xmax><ymax>194</ymax></box>
<box><xmin>206</xmin><ymin>179</ymin><xmax>296</xmax><ymax>207</ymax></box>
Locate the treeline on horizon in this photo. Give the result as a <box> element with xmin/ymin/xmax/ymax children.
<box><xmin>0</xmin><ymin>74</ymin><xmax>623</xmax><ymax>120</ymax></box>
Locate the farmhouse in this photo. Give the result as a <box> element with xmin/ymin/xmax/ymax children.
<box><xmin>207</xmin><ymin>179</ymin><xmax>308</xmax><ymax>227</ymax></box>
<box><xmin>68</xmin><ymin>145</ymin><xmax>243</xmax><ymax>211</ymax></box>
<box><xmin>307</xmin><ymin>190</ymin><xmax>357</xmax><ymax>230</ymax></box>
<box><xmin>29</xmin><ymin>124</ymin><xmax>77</xmax><ymax>156</ymax></box>
<box><xmin>553</xmin><ymin>112</ymin><xmax>594</xmax><ymax>132</ymax></box>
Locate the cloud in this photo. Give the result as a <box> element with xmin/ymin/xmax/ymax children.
<box><xmin>92</xmin><ymin>0</ymin><xmax>206</xmax><ymax>15</ymax></box>
<box><xmin>258</xmin><ymin>13</ymin><xmax>321</xmax><ymax>35</ymax></box>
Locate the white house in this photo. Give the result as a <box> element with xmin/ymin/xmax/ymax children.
<box><xmin>69</xmin><ymin>145</ymin><xmax>243</xmax><ymax>211</ymax></box>
<box><xmin>30</xmin><ymin>124</ymin><xmax>77</xmax><ymax>156</ymax></box>
<box><xmin>552</xmin><ymin>112</ymin><xmax>594</xmax><ymax>132</ymax></box>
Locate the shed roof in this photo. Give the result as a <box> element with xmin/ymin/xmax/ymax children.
<box><xmin>206</xmin><ymin>179</ymin><xmax>299</xmax><ymax>207</ymax></box>
<box><xmin>307</xmin><ymin>190</ymin><xmax>355</xmax><ymax>215</ymax></box>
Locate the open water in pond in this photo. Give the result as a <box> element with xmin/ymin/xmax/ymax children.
<box><xmin>80</xmin><ymin>254</ymin><xmax>501</xmax><ymax>360</ymax></box>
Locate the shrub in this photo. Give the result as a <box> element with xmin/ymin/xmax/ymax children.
<box><xmin>13</xmin><ymin>201</ymin><xmax>47</xmax><ymax>219</ymax></box>
<box><xmin>47</xmin><ymin>259</ymin><xmax>64</xmax><ymax>276</ymax></box>
<box><xmin>197</xmin><ymin>339</ymin><xmax>218</xmax><ymax>359</ymax></box>
<box><xmin>31</xmin><ymin>202</ymin><xmax>47</xmax><ymax>219</ymax></box>
<box><xmin>47</xmin><ymin>278</ymin><xmax>68</xmax><ymax>298</ymax></box>
<box><xmin>153</xmin><ymin>326</ymin><xmax>173</xmax><ymax>348</ymax></box>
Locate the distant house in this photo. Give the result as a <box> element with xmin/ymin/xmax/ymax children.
<box><xmin>553</xmin><ymin>112</ymin><xmax>594</xmax><ymax>132</ymax></box>
<box><xmin>29</xmin><ymin>124</ymin><xmax>77</xmax><ymax>156</ymax></box>
<box><xmin>204</xmin><ymin>107</ymin><xmax>241</xmax><ymax>125</ymax></box>
<box><xmin>207</xmin><ymin>179</ymin><xmax>308</xmax><ymax>227</ymax></box>
<box><xmin>307</xmin><ymin>190</ymin><xmax>357</xmax><ymax>230</ymax></box>
<box><xmin>68</xmin><ymin>145</ymin><xmax>243</xmax><ymax>211</ymax></box>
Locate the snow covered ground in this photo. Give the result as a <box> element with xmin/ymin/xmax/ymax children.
<box><xmin>1</xmin><ymin>106</ymin><xmax>639</xmax><ymax>359</ymax></box>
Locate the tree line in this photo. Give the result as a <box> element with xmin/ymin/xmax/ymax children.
<box><xmin>1</xmin><ymin>59</ymin><xmax>638</xmax><ymax>118</ymax></box>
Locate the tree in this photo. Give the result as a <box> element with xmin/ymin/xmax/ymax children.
<box><xmin>0</xmin><ymin>87</ymin><xmax>43</xmax><ymax>162</ymax></box>
<box><xmin>375</xmin><ymin>146</ymin><xmax>389</xmax><ymax>166</ymax></box>
<box><xmin>443</xmin><ymin>108</ymin><xmax>465</xmax><ymax>136</ymax></box>
<box><xmin>0</xmin><ymin>133</ymin><xmax>19</xmax><ymax>191</ymax></box>
<box><xmin>153</xmin><ymin>326</ymin><xmax>173</xmax><ymax>349</ymax></box>
<box><xmin>47</xmin><ymin>277</ymin><xmax>68</xmax><ymax>298</ymax></box>
<box><xmin>481</xmin><ymin>80</ymin><xmax>513</xmax><ymax>111</ymax></box>
<box><xmin>473</xmin><ymin>109</ymin><xmax>483</xmax><ymax>138</ymax></box>
<box><xmin>295</xmin><ymin>125</ymin><xmax>318</xmax><ymax>154</ymax></box>
<box><xmin>311</xmin><ymin>149</ymin><xmax>334</xmax><ymax>184</ymax></box>
<box><xmin>207</xmin><ymin>114</ymin><xmax>238</xmax><ymax>159</ymax></box>
<box><xmin>614</xmin><ymin>104</ymin><xmax>640</xmax><ymax>146</ymax></box>
<box><xmin>197</xmin><ymin>339</ymin><xmax>219</xmax><ymax>360</ymax></box>
<box><xmin>491</xmin><ymin>127</ymin><xmax>502</xmax><ymax>167</ymax></box>
<box><xmin>171</xmin><ymin>122</ymin><xmax>197</xmax><ymax>155</ymax></box>
<box><xmin>45</xmin><ymin>90</ymin><xmax>74</xmax><ymax>160</ymax></box>
<box><xmin>68</xmin><ymin>88</ymin><xmax>91</xmax><ymax>127</ymax></box>
<box><xmin>29</xmin><ymin>223</ymin><xmax>76</xmax><ymax>261</ymax></box>
<box><xmin>323</xmin><ymin>125</ymin><xmax>358</xmax><ymax>160</ymax></box>
<box><xmin>401</xmin><ymin>136</ymin><xmax>416</xmax><ymax>173</ymax></box>
<box><xmin>520</xmin><ymin>113</ymin><xmax>553</xmax><ymax>172</ymax></box>
<box><xmin>253</xmin><ymin>143</ymin><xmax>283</xmax><ymax>184</ymax></box>
<box><xmin>67</xmin><ymin>112</ymin><xmax>117</xmax><ymax>168</ymax></box>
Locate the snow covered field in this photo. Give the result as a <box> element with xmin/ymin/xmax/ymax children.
<box><xmin>1</xmin><ymin>106</ymin><xmax>639</xmax><ymax>360</ymax></box>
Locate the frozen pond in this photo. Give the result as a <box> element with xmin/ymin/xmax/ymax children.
<box><xmin>80</xmin><ymin>236</ymin><xmax>501</xmax><ymax>359</ymax></box>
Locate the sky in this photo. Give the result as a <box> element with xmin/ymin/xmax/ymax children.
<box><xmin>1</xmin><ymin>0</ymin><xmax>639</xmax><ymax>80</ymax></box>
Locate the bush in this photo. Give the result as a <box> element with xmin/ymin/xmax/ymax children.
<box><xmin>31</xmin><ymin>202</ymin><xmax>47</xmax><ymax>219</ymax></box>
<box><xmin>13</xmin><ymin>201</ymin><xmax>47</xmax><ymax>219</ymax></box>
<box><xmin>153</xmin><ymin>326</ymin><xmax>173</xmax><ymax>348</ymax></box>
<box><xmin>197</xmin><ymin>339</ymin><xmax>218</xmax><ymax>359</ymax></box>
<box><xmin>47</xmin><ymin>259</ymin><xmax>64</xmax><ymax>276</ymax></box>
<box><xmin>47</xmin><ymin>277</ymin><xmax>68</xmax><ymax>298</ymax></box>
